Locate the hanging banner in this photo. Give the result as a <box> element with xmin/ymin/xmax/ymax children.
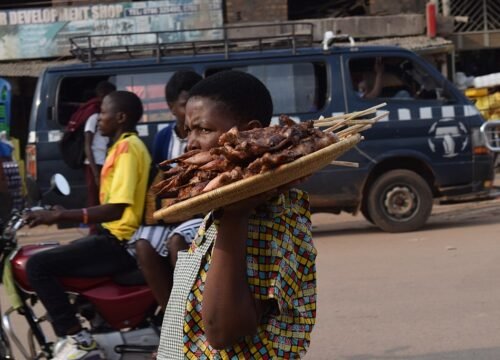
<box><xmin>0</xmin><ymin>0</ymin><xmax>223</xmax><ymax>60</ymax></box>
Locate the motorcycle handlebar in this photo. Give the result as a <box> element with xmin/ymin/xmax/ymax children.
<box><xmin>3</xmin><ymin>205</ymin><xmax>53</xmax><ymax>236</ymax></box>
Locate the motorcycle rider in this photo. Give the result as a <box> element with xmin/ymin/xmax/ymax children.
<box><xmin>25</xmin><ymin>90</ymin><xmax>151</xmax><ymax>360</ymax></box>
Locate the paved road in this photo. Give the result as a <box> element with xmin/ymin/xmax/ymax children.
<box><xmin>307</xmin><ymin>197</ymin><xmax>500</xmax><ymax>360</ymax></box>
<box><xmin>2</xmin><ymin>195</ymin><xmax>500</xmax><ymax>359</ymax></box>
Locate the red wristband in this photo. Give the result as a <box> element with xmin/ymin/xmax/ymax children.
<box><xmin>82</xmin><ymin>208</ymin><xmax>89</xmax><ymax>224</ymax></box>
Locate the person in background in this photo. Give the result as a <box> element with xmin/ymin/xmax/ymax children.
<box><xmin>128</xmin><ymin>70</ymin><xmax>203</xmax><ymax>311</ymax></box>
<box><xmin>357</xmin><ymin>57</ymin><xmax>384</xmax><ymax>99</ymax></box>
<box><xmin>25</xmin><ymin>91</ymin><xmax>151</xmax><ymax>360</ymax></box>
<box><xmin>84</xmin><ymin>81</ymin><xmax>116</xmax><ymax>234</ymax></box>
<box><xmin>156</xmin><ymin>71</ymin><xmax>317</xmax><ymax>359</ymax></box>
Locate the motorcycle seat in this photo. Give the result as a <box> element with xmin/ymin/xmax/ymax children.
<box><xmin>112</xmin><ymin>268</ymin><xmax>147</xmax><ymax>286</ymax></box>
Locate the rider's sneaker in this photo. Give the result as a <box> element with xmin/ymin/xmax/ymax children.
<box><xmin>52</xmin><ymin>329</ymin><xmax>104</xmax><ymax>360</ymax></box>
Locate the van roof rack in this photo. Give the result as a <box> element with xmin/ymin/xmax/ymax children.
<box><xmin>69</xmin><ymin>22</ymin><xmax>314</xmax><ymax>65</ymax></box>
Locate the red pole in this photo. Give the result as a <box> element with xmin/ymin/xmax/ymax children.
<box><xmin>426</xmin><ymin>2</ymin><xmax>437</xmax><ymax>38</ymax></box>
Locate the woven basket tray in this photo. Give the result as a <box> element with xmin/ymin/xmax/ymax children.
<box><xmin>154</xmin><ymin>133</ymin><xmax>361</xmax><ymax>223</ymax></box>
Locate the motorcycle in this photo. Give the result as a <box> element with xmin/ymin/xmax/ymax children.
<box><xmin>0</xmin><ymin>174</ymin><xmax>160</xmax><ymax>359</ymax></box>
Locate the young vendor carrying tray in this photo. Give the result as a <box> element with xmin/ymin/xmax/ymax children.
<box><xmin>155</xmin><ymin>70</ymin><xmax>317</xmax><ymax>359</ymax></box>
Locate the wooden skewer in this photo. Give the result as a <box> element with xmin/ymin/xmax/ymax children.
<box><xmin>316</xmin><ymin>118</ymin><xmax>378</xmax><ymax>128</ymax></box>
<box><xmin>368</xmin><ymin>111</ymin><xmax>390</xmax><ymax>123</ymax></box>
<box><xmin>322</xmin><ymin>118</ymin><xmax>351</xmax><ymax>133</ymax></box>
<box><xmin>330</xmin><ymin>160</ymin><xmax>359</xmax><ymax>168</ymax></box>
<box><xmin>324</xmin><ymin>111</ymin><xmax>389</xmax><ymax>134</ymax></box>
<box><xmin>337</xmin><ymin>124</ymin><xmax>372</xmax><ymax>138</ymax></box>
<box><xmin>313</xmin><ymin>103</ymin><xmax>387</xmax><ymax>125</ymax></box>
<box><xmin>347</xmin><ymin>119</ymin><xmax>378</xmax><ymax>125</ymax></box>
<box><xmin>345</xmin><ymin>102</ymin><xmax>387</xmax><ymax>120</ymax></box>
<box><xmin>322</xmin><ymin>111</ymin><xmax>388</xmax><ymax>135</ymax></box>
<box><xmin>314</xmin><ymin>103</ymin><xmax>387</xmax><ymax>127</ymax></box>
<box><xmin>313</xmin><ymin>113</ymin><xmax>350</xmax><ymax>125</ymax></box>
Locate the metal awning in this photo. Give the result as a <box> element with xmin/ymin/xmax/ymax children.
<box><xmin>0</xmin><ymin>58</ymin><xmax>79</xmax><ymax>77</ymax></box>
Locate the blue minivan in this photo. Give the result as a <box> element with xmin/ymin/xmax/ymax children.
<box><xmin>26</xmin><ymin>26</ymin><xmax>495</xmax><ymax>232</ymax></box>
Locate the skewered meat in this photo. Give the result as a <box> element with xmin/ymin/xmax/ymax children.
<box><xmin>181</xmin><ymin>151</ymin><xmax>216</xmax><ymax>166</ymax></box>
<box><xmin>217</xmin><ymin>122</ymin><xmax>315</xmax><ymax>157</ymax></box>
<box><xmin>279</xmin><ymin>114</ymin><xmax>296</xmax><ymax>126</ymax></box>
<box><xmin>202</xmin><ymin>167</ymin><xmax>244</xmax><ymax>192</ymax></box>
<box><xmin>154</xmin><ymin>119</ymin><xmax>338</xmax><ymax>203</ymax></box>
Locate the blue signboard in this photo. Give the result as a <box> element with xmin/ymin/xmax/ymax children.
<box><xmin>0</xmin><ymin>78</ymin><xmax>11</xmax><ymax>134</ymax></box>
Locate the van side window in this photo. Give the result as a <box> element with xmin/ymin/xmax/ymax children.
<box><xmin>206</xmin><ymin>62</ymin><xmax>327</xmax><ymax>114</ymax></box>
<box><xmin>116</xmin><ymin>72</ymin><xmax>176</xmax><ymax>122</ymax></box>
<box><xmin>57</xmin><ymin>76</ymin><xmax>110</xmax><ymax>126</ymax></box>
<box><xmin>56</xmin><ymin>72</ymin><xmax>179</xmax><ymax>127</ymax></box>
<box><xmin>349</xmin><ymin>56</ymin><xmax>452</xmax><ymax>102</ymax></box>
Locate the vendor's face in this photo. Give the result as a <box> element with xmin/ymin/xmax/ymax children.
<box><xmin>185</xmin><ymin>97</ymin><xmax>238</xmax><ymax>152</ymax></box>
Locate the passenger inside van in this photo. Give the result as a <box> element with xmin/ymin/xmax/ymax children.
<box><xmin>352</xmin><ymin>57</ymin><xmax>419</xmax><ymax>100</ymax></box>
<box><xmin>355</xmin><ymin>57</ymin><xmax>385</xmax><ymax>99</ymax></box>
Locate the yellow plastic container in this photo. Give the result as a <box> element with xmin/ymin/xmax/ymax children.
<box><xmin>465</xmin><ymin>87</ymin><xmax>489</xmax><ymax>98</ymax></box>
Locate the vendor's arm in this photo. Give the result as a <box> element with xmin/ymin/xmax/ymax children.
<box><xmin>25</xmin><ymin>203</ymin><xmax>126</xmax><ymax>227</ymax></box>
<box><xmin>202</xmin><ymin>192</ymin><xmax>275</xmax><ymax>349</ymax></box>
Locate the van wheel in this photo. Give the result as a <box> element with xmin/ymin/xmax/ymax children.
<box><xmin>360</xmin><ymin>201</ymin><xmax>373</xmax><ymax>224</ymax></box>
<box><xmin>366</xmin><ymin>170</ymin><xmax>432</xmax><ymax>233</ymax></box>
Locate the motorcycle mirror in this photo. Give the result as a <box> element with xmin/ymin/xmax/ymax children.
<box><xmin>50</xmin><ymin>173</ymin><xmax>71</xmax><ymax>196</ymax></box>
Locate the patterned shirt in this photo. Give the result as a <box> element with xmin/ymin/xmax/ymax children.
<box><xmin>179</xmin><ymin>189</ymin><xmax>317</xmax><ymax>359</ymax></box>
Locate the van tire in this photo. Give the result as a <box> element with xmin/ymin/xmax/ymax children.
<box><xmin>366</xmin><ymin>170</ymin><xmax>432</xmax><ymax>233</ymax></box>
<box><xmin>360</xmin><ymin>202</ymin><xmax>373</xmax><ymax>224</ymax></box>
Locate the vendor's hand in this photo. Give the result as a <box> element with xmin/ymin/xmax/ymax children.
<box><xmin>24</xmin><ymin>209</ymin><xmax>60</xmax><ymax>227</ymax></box>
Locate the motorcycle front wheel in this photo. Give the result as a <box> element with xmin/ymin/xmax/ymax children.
<box><xmin>0</xmin><ymin>325</ymin><xmax>13</xmax><ymax>359</ymax></box>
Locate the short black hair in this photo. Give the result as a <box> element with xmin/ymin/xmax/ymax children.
<box><xmin>95</xmin><ymin>81</ymin><xmax>116</xmax><ymax>98</ymax></box>
<box><xmin>165</xmin><ymin>71</ymin><xmax>203</xmax><ymax>104</ymax></box>
<box><xmin>188</xmin><ymin>70</ymin><xmax>273</xmax><ymax>126</ymax></box>
<box><xmin>107</xmin><ymin>91</ymin><xmax>143</xmax><ymax>126</ymax></box>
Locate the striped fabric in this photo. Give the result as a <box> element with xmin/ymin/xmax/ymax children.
<box><xmin>127</xmin><ymin>218</ymin><xmax>203</xmax><ymax>258</ymax></box>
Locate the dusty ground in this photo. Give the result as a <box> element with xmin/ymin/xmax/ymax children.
<box><xmin>2</xmin><ymin>187</ymin><xmax>500</xmax><ymax>359</ymax></box>
<box><xmin>307</xmin><ymin>196</ymin><xmax>500</xmax><ymax>360</ymax></box>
